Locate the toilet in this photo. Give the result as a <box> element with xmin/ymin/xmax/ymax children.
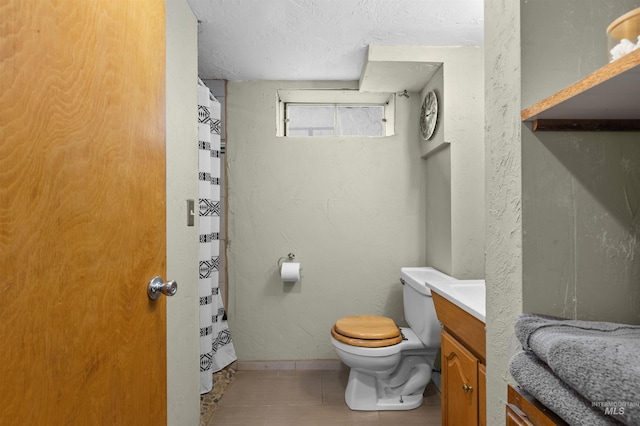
<box><xmin>330</xmin><ymin>266</ymin><xmax>457</xmax><ymax>411</ymax></box>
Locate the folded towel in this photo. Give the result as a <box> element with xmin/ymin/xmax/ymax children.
<box><xmin>515</xmin><ymin>314</ymin><xmax>640</xmax><ymax>352</ymax></box>
<box><xmin>515</xmin><ymin>314</ymin><xmax>640</xmax><ymax>425</ymax></box>
<box><xmin>509</xmin><ymin>351</ymin><xmax>623</xmax><ymax>426</ymax></box>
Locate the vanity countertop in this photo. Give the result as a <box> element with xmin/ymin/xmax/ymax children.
<box><xmin>425</xmin><ymin>279</ymin><xmax>486</xmax><ymax>323</ymax></box>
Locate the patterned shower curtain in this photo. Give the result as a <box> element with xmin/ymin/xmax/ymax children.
<box><xmin>198</xmin><ymin>80</ymin><xmax>236</xmax><ymax>394</ymax></box>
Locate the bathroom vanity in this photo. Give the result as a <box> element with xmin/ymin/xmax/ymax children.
<box><xmin>425</xmin><ymin>279</ymin><xmax>486</xmax><ymax>426</ymax></box>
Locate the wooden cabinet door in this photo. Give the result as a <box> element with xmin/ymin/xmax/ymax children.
<box><xmin>442</xmin><ymin>330</ymin><xmax>479</xmax><ymax>425</ymax></box>
<box><xmin>479</xmin><ymin>362</ymin><xmax>486</xmax><ymax>426</ymax></box>
<box><xmin>0</xmin><ymin>1</ymin><xmax>167</xmax><ymax>424</ymax></box>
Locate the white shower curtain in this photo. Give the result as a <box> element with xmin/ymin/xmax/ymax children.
<box><xmin>198</xmin><ymin>80</ymin><xmax>236</xmax><ymax>394</ymax></box>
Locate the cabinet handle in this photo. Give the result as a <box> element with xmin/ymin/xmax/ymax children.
<box><xmin>462</xmin><ymin>383</ymin><xmax>474</xmax><ymax>393</ymax></box>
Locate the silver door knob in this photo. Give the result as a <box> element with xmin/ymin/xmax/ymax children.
<box><xmin>147</xmin><ymin>276</ymin><xmax>178</xmax><ymax>300</ymax></box>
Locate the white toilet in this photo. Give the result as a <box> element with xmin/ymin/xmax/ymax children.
<box><xmin>330</xmin><ymin>267</ymin><xmax>457</xmax><ymax>411</ymax></box>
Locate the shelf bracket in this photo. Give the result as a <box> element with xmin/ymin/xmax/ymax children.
<box><xmin>531</xmin><ymin>119</ymin><xmax>640</xmax><ymax>132</ymax></box>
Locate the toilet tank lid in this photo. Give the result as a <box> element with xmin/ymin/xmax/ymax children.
<box><xmin>400</xmin><ymin>267</ymin><xmax>458</xmax><ymax>296</ymax></box>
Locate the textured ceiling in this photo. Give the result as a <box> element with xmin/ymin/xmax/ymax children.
<box><xmin>187</xmin><ymin>0</ymin><xmax>484</xmax><ymax>81</ymax></box>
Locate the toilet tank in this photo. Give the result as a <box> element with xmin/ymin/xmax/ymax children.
<box><xmin>400</xmin><ymin>267</ymin><xmax>458</xmax><ymax>347</ymax></box>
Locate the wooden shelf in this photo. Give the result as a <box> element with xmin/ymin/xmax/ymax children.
<box><xmin>522</xmin><ymin>49</ymin><xmax>640</xmax><ymax>131</ymax></box>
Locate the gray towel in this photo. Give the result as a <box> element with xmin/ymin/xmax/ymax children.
<box><xmin>515</xmin><ymin>314</ymin><xmax>640</xmax><ymax>425</ymax></box>
<box><xmin>509</xmin><ymin>351</ymin><xmax>623</xmax><ymax>426</ymax></box>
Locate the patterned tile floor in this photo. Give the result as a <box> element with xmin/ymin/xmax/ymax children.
<box><xmin>200</xmin><ymin>363</ymin><xmax>237</xmax><ymax>426</ymax></box>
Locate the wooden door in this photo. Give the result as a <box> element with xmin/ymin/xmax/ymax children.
<box><xmin>442</xmin><ymin>330</ymin><xmax>479</xmax><ymax>426</ymax></box>
<box><xmin>0</xmin><ymin>1</ymin><xmax>167</xmax><ymax>424</ymax></box>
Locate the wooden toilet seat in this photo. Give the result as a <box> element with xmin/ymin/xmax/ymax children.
<box><xmin>331</xmin><ymin>315</ymin><xmax>402</xmax><ymax>348</ymax></box>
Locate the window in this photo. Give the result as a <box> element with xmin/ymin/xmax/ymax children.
<box><xmin>276</xmin><ymin>90</ymin><xmax>395</xmax><ymax>137</ymax></box>
<box><xmin>286</xmin><ymin>104</ymin><xmax>385</xmax><ymax>136</ymax></box>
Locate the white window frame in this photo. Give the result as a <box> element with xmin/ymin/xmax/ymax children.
<box><xmin>276</xmin><ymin>89</ymin><xmax>395</xmax><ymax>137</ymax></box>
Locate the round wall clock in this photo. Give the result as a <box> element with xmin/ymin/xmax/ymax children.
<box><xmin>420</xmin><ymin>90</ymin><xmax>438</xmax><ymax>140</ymax></box>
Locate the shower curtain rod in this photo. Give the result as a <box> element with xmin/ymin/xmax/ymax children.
<box><xmin>198</xmin><ymin>77</ymin><xmax>217</xmax><ymax>102</ymax></box>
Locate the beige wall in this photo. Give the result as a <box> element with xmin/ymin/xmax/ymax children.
<box><xmin>485</xmin><ymin>0</ymin><xmax>640</xmax><ymax>423</ymax></box>
<box><xmin>521</xmin><ymin>0</ymin><xmax>640</xmax><ymax>324</ymax></box>
<box><xmin>355</xmin><ymin>45</ymin><xmax>485</xmax><ymax>281</ymax></box>
<box><xmin>166</xmin><ymin>0</ymin><xmax>200</xmax><ymax>424</ymax></box>
<box><xmin>484</xmin><ymin>1</ymin><xmax>523</xmax><ymax>423</ymax></box>
<box><xmin>413</xmin><ymin>47</ymin><xmax>485</xmax><ymax>279</ymax></box>
<box><xmin>226</xmin><ymin>80</ymin><xmax>427</xmax><ymax>361</ymax></box>
<box><xmin>225</xmin><ymin>48</ymin><xmax>485</xmax><ymax>361</ymax></box>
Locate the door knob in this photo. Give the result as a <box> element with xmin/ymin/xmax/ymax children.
<box><xmin>462</xmin><ymin>383</ymin><xmax>473</xmax><ymax>393</ymax></box>
<box><xmin>147</xmin><ymin>276</ymin><xmax>178</xmax><ymax>300</ymax></box>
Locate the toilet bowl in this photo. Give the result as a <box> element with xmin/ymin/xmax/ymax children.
<box><xmin>330</xmin><ymin>267</ymin><xmax>457</xmax><ymax>411</ymax></box>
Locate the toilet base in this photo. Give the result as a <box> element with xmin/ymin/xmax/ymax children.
<box><xmin>344</xmin><ymin>369</ymin><xmax>424</xmax><ymax>411</ymax></box>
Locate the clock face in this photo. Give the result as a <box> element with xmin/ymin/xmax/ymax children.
<box><xmin>420</xmin><ymin>90</ymin><xmax>438</xmax><ymax>140</ymax></box>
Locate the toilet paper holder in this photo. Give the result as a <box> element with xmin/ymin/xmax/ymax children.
<box><xmin>277</xmin><ymin>253</ymin><xmax>296</xmax><ymax>268</ymax></box>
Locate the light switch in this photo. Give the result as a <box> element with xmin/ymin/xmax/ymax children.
<box><xmin>187</xmin><ymin>199</ymin><xmax>195</xmax><ymax>226</ymax></box>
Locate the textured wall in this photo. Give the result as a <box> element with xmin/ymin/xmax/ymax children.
<box><xmin>441</xmin><ymin>50</ymin><xmax>484</xmax><ymax>279</ymax></box>
<box><xmin>485</xmin><ymin>1</ymin><xmax>640</xmax><ymax>423</ymax></box>
<box><xmin>424</xmin><ymin>144</ymin><xmax>452</xmax><ymax>274</ymax></box>
<box><xmin>166</xmin><ymin>0</ymin><xmax>200</xmax><ymax>424</ymax></box>
<box><xmin>226</xmin><ymin>80</ymin><xmax>426</xmax><ymax>361</ymax></box>
<box><xmin>484</xmin><ymin>0</ymin><xmax>523</xmax><ymax>424</ymax></box>
<box><xmin>520</xmin><ymin>1</ymin><xmax>640</xmax><ymax>108</ymax></box>
<box><xmin>521</xmin><ymin>0</ymin><xmax>640</xmax><ymax>324</ymax></box>
<box><xmin>522</xmin><ymin>133</ymin><xmax>640</xmax><ymax>323</ymax></box>
<box><xmin>410</xmin><ymin>47</ymin><xmax>485</xmax><ymax>280</ymax></box>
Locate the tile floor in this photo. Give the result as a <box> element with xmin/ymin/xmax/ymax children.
<box><xmin>206</xmin><ymin>368</ymin><xmax>441</xmax><ymax>425</ymax></box>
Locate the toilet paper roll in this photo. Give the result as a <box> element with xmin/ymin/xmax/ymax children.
<box><xmin>280</xmin><ymin>262</ymin><xmax>300</xmax><ymax>283</ymax></box>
